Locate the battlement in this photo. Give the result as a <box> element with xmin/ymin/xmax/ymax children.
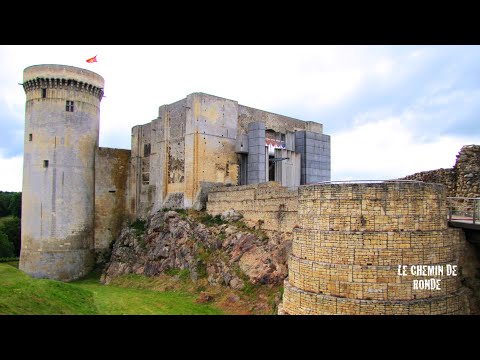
<box><xmin>24</xmin><ymin>64</ymin><xmax>104</xmax><ymax>87</ymax></box>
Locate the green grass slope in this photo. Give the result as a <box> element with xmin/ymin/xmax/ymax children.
<box><xmin>0</xmin><ymin>262</ymin><xmax>97</xmax><ymax>314</ymax></box>
<box><xmin>0</xmin><ymin>263</ymin><xmax>223</xmax><ymax>315</ymax></box>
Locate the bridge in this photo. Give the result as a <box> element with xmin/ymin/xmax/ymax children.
<box><xmin>447</xmin><ymin>197</ymin><xmax>480</xmax><ymax>243</ymax></box>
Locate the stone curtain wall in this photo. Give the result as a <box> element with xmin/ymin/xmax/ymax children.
<box><xmin>282</xmin><ymin>182</ymin><xmax>470</xmax><ymax>315</ymax></box>
<box><xmin>206</xmin><ymin>182</ymin><xmax>298</xmax><ymax>235</ymax></box>
<box><xmin>94</xmin><ymin>147</ymin><xmax>131</xmax><ymax>257</ymax></box>
<box><xmin>401</xmin><ymin>144</ymin><xmax>480</xmax><ymax>198</ymax></box>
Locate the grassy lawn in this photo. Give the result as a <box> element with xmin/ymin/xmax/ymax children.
<box><xmin>0</xmin><ymin>263</ymin><xmax>223</xmax><ymax>315</ymax></box>
<box><xmin>73</xmin><ymin>272</ymin><xmax>223</xmax><ymax>315</ymax></box>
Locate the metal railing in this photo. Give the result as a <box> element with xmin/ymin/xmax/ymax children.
<box><xmin>312</xmin><ymin>179</ymin><xmax>426</xmax><ymax>185</ymax></box>
<box><xmin>447</xmin><ymin>197</ymin><xmax>480</xmax><ymax>225</ymax></box>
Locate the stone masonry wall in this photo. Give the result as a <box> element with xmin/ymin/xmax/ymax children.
<box><xmin>401</xmin><ymin>144</ymin><xmax>480</xmax><ymax>198</ymax></box>
<box><xmin>454</xmin><ymin>145</ymin><xmax>480</xmax><ymax>198</ymax></box>
<box><xmin>282</xmin><ymin>182</ymin><xmax>470</xmax><ymax>315</ymax></box>
<box><xmin>95</xmin><ymin>147</ymin><xmax>131</xmax><ymax>257</ymax></box>
<box><xmin>207</xmin><ymin>182</ymin><xmax>298</xmax><ymax>235</ymax></box>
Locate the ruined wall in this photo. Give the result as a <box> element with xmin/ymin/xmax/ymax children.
<box><xmin>401</xmin><ymin>168</ymin><xmax>455</xmax><ymax>197</ymax></box>
<box><xmin>238</xmin><ymin>105</ymin><xmax>322</xmax><ymax>136</ymax></box>
<box><xmin>401</xmin><ymin>144</ymin><xmax>480</xmax><ymax>198</ymax></box>
<box><xmin>128</xmin><ymin>121</ymin><xmax>154</xmax><ymax>219</ymax></box>
<box><xmin>207</xmin><ymin>182</ymin><xmax>298</xmax><ymax>235</ymax></box>
<box><xmin>282</xmin><ymin>182</ymin><xmax>470</xmax><ymax>315</ymax></box>
<box><xmin>94</xmin><ymin>147</ymin><xmax>130</xmax><ymax>256</ymax></box>
<box><xmin>159</xmin><ymin>99</ymin><xmax>187</xmax><ymax>209</ymax></box>
<box><xmin>453</xmin><ymin>145</ymin><xmax>480</xmax><ymax>198</ymax></box>
<box><xmin>20</xmin><ymin>64</ymin><xmax>104</xmax><ymax>281</ymax></box>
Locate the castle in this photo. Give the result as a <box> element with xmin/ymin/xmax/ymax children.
<box><xmin>19</xmin><ymin>64</ymin><xmax>331</xmax><ymax>281</ymax></box>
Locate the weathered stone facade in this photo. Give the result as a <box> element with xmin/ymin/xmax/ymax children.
<box><xmin>401</xmin><ymin>144</ymin><xmax>480</xmax><ymax>198</ymax></box>
<box><xmin>128</xmin><ymin>92</ymin><xmax>331</xmax><ymax>218</ymax></box>
<box><xmin>281</xmin><ymin>182</ymin><xmax>470</xmax><ymax>315</ymax></box>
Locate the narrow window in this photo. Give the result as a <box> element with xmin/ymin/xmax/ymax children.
<box><xmin>29</xmin><ymin>134</ymin><xmax>33</xmax><ymax>141</ymax></box>
<box><xmin>143</xmin><ymin>143</ymin><xmax>151</xmax><ymax>157</ymax></box>
<box><xmin>66</xmin><ymin>100</ymin><xmax>74</xmax><ymax>112</ymax></box>
<box><xmin>42</xmin><ymin>88</ymin><xmax>47</xmax><ymax>98</ymax></box>
<box><xmin>43</xmin><ymin>160</ymin><xmax>49</xmax><ymax>168</ymax></box>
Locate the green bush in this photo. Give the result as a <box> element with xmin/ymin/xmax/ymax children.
<box><xmin>0</xmin><ymin>233</ymin><xmax>14</xmax><ymax>258</ymax></box>
<box><xmin>130</xmin><ymin>219</ymin><xmax>146</xmax><ymax>236</ymax></box>
<box><xmin>0</xmin><ymin>217</ymin><xmax>21</xmax><ymax>256</ymax></box>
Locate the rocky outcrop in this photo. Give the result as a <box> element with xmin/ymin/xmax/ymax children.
<box><xmin>101</xmin><ymin>210</ymin><xmax>290</xmax><ymax>289</ymax></box>
<box><xmin>401</xmin><ymin>144</ymin><xmax>480</xmax><ymax>198</ymax></box>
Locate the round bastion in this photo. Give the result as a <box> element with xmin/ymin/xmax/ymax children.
<box><xmin>282</xmin><ymin>181</ymin><xmax>470</xmax><ymax>315</ymax></box>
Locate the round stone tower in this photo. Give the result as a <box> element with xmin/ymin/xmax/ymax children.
<box><xmin>282</xmin><ymin>181</ymin><xmax>470</xmax><ymax>314</ymax></box>
<box><xmin>19</xmin><ymin>64</ymin><xmax>104</xmax><ymax>281</ymax></box>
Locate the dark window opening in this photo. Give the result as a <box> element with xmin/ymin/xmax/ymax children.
<box><xmin>43</xmin><ymin>160</ymin><xmax>49</xmax><ymax>168</ymax></box>
<box><xmin>142</xmin><ymin>173</ymin><xmax>150</xmax><ymax>185</ymax></box>
<box><xmin>66</xmin><ymin>100</ymin><xmax>74</xmax><ymax>112</ymax></box>
<box><xmin>268</xmin><ymin>155</ymin><xmax>275</xmax><ymax>181</ymax></box>
<box><xmin>143</xmin><ymin>143</ymin><xmax>151</xmax><ymax>157</ymax></box>
<box><xmin>108</xmin><ymin>190</ymin><xmax>116</xmax><ymax>193</ymax></box>
<box><xmin>42</xmin><ymin>89</ymin><xmax>47</xmax><ymax>98</ymax></box>
<box><xmin>29</xmin><ymin>134</ymin><xmax>33</xmax><ymax>141</ymax></box>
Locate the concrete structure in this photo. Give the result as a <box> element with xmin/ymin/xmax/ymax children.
<box><xmin>281</xmin><ymin>182</ymin><xmax>470</xmax><ymax>315</ymax></box>
<box><xmin>20</xmin><ymin>64</ymin><xmax>331</xmax><ymax>281</ymax></box>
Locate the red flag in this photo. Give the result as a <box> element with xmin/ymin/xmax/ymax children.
<box><xmin>86</xmin><ymin>55</ymin><xmax>97</xmax><ymax>63</ymax></box>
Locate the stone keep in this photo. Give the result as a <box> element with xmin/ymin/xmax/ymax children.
<box><xmin>20</xmin><ymin>64</ymin><xmax>104</xmax><ymax>281</ymax></box>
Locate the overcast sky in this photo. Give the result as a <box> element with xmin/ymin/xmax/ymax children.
<box><xmin>1</xmin><ymin>45</ymin><xmax>480</xmax><ymax>192</ymax></box>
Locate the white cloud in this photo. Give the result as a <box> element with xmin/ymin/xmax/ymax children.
<box><xmin>0</xmin><ymin>153</ymin><xmax>23</xmax><ymax>192</ymax></box>
<box><xmin>332</xmin><ymin>116</ymin><xmax>480</xmax><ymax>181</ymax></box>
<box><xmin>1</xmin><ymin>45</ymin><xmax>480</xmax><ymax>191</ymax></box>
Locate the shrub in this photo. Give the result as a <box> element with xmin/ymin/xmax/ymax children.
<box><xmin>1</xmin><ymin>217</ymin><xmax>21</xmax><ymax>256</ymax></box>
<box><xmin>130</xmin><ymin>219</ymin><xmax>146</xmax><ymax>236</ymax></box>
<box><xmin>199</xmin><ymin>214</ymin><xmax>226</xmax><ymax>227</ymax></box>
<box><xmin>0</xmin><ymin>232</ymin><xmax>15</xmax><ymax>258</ymax></box>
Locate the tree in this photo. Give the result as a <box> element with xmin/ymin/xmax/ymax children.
<box><xmin>8</xmin><ymin>192</ymin><xmax>21</xmax><ymax>218</ymax></box>
<box><xmin>0</xmin><ymin>192</ymin><xmax>10</xmax><ymax>217</ymax></box>
<box><xmin>0</xmin><ymin>232</ymin><xmax>14</xmax><ymax>258</ymax></box>
<box><xmin>0</xmin><ymin>217</ymin><xmax>21</xmax><ymax>256</ymax></box>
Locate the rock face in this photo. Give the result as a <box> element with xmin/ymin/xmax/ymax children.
<box><xmin>102</xmin><ymin>211</ymin><xmax>290</xmax><ymax>288</ymax></box>
<box><xmin>401</xmin><ymin>144</ymin><xmax>480</xmax><ymax>198</ymax></box>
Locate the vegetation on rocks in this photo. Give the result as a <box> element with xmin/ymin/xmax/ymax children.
<box><xmin>102</xmin><ymin>208</ymin><xmax>289</xmax><ymax>314</ymax></box>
